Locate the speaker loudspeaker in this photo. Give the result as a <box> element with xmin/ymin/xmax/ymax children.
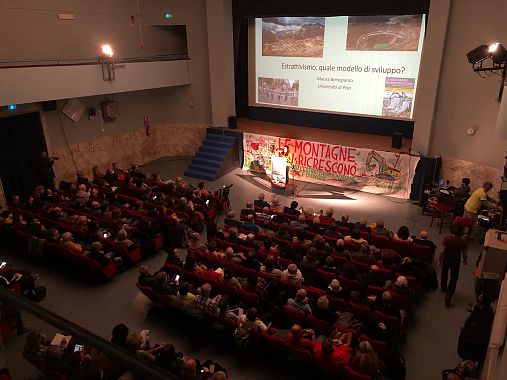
<box><xmin>227</xmin><ymin>116</ymin><xmax>237</xmax><ymax>129</ymax></box>
<box><xmin>391</xmin><ymin>132</ymin><xmax>403</xmax><ymax>149</ymax></box>
<box><xmin>42</xmin><ymin>100</ymin><xmax>57</xmax><ymax>111</ymax></box>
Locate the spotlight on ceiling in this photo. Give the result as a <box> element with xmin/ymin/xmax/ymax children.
<box><xmin>101</xmin><ymin>44</ymin><xmax>114</xmax><ymax>58</ymax></box>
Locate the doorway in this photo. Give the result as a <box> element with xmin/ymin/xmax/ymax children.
<box><xmin>0</xmin><ymin>112</ymin><xmax>48</xmax><ymax>199</ymax></box>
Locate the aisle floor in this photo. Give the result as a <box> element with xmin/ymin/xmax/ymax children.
<box><xmin>1</xmin><ymin>158</ymin><xmax>482</xmax><ymax>380</ymax></box>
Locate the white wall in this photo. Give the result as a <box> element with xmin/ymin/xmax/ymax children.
<box><xmin>427</xmin><ymin>0</ymin><xmax>507</xmax><ymax>170</ymax></box>
<box><xmin>411</xmin><ymin>0</ymin><xmax>451</xmax><ymax>155</ymax></box>
<box><xmin>0</xmin><ymin>0</ymin><xmax>212</xmax><ymax>153</ymax></box>
<box><xmin>0</xmin><ymin>60</ymin><xmax>190</xmax><ymax>106</ymax></box>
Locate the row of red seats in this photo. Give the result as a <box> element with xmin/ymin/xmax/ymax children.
<box><xmin>8</xmin><ymin>207</ymin><xmax>140</xmax><ymax>281</ymax></box>
<box><xmin>136</xmin><ymin>271</ymin><xmax>390</xmax><ymax>380</ymax></box>
<box><xmin>236</xmin><ymin>213</ymin><xmax>434</xmax><ymax>262</ymax></box>
<box><xmin>159</xmin><ymin>257</ymin><xmax>405</xmax><ymax>342</ymax></box>
<box><xmin>205</xmin><ymin>238</ymin><xmax>419</xmax><ymax>296</ymax></box>
<box><xmin>34</xmin><ymin>198</ymin><xmax>164</xmax><ymax>251</ymax></box>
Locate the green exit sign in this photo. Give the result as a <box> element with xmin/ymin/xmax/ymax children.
<box><xmin>164</xmin><ymin>13</ymin><xmax>173</xmax><ymax>19</ymax></box>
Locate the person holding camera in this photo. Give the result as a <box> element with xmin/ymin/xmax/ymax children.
<box><xmin>36</xmin><ymin>151</ymin><xmax>58</xmax><ymax>190</ymax></box>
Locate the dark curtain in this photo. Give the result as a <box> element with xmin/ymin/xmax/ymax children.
<box><xmin>0</xmin><ymin>112</ymin><xmax>48</xmax><ymax>199</ymax></box>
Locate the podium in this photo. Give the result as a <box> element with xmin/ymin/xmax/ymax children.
<box><xmin>271</xmin><ymin>155</ymin><xmax>287</xmax><ymax>189</ymax></box>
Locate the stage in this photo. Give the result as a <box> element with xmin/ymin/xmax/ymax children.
<box><xmin>236</xmin><ymin>117</ymin><xmax>412</xmax><ymax>153</ymax></box>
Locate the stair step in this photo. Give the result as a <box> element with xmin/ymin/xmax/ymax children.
<box><xmin>200</xmin><ymin>146</ymin><xmax>229</xmax><ymax>155</ymax></box>
<box><xmin>195</xmin><ymin>151</ymin><xmax>224</xmax><ymax>161</ymax></box>
<box><xmin>184</xmin><ymin>170</ymin><xmax>216</xmax><ymax>181</ymax></box>
<box><xmin>192</xmin><ymin>157</ymin><xmax>222</xmax><ymax>168</ymax></box>
<box><xmin>187</xmin><ymin>163</ymin><xmax>219</xmax><ymax>174</ymax></box>
<box><xmin>202</xmin><ymin>141</ymin><xmax>234</xmax><ymax>151</ymax></box>
<box><xmin>205</xmin><ymin>134</ymin><xmax>236</xmax><ymax>143</ymax></box>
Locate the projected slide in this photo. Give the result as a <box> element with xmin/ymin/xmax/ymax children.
<box><xmin>254</xmin><ymin>15</ymin><xmax>425</xmax><ymax>120</ymax></box>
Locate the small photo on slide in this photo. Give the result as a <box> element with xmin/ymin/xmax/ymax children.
<box><xmin>346</xmin><ymin>15</ymin><xmax>423</xmax><ymax>51</ymax></box>
<box><xmin>258</xmin><ymin>77</ymin><xmax>300</xmax><ymax>106</ymax></box>
<box><xmin>262</xmin><ymin>17</ymin><xmax>325</xmax><ymax>58</ymax></box>
<box><xmin>382</xmin><ymin>77</ymin><xmax>415</xmax><ymax>119</ymax></box>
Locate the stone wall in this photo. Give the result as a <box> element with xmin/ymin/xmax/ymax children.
<box><xmin>441</xmin><ymin>157</ymin><xmax>503</xmax><ymax>192</ymax></box>
<box><xmin>53</xmin><ymin>123</ymin><xmax>207</xmax><ymax>181</ymax></box>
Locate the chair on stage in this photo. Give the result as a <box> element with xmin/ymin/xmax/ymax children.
<box><xmin>430</xmin><ymin>202</ymin><xmax>455</xmax><ymax>233</ymax></box>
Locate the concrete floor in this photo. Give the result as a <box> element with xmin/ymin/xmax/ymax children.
<box><xmin>2</xmin><ymin>158</ymin><xmax>482</xmax><ymax>380</ymax></box>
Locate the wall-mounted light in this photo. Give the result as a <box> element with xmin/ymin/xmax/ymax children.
<box><xmin>99</xmin><ymin>44</ymin><xmax>115</xmax><ymax>81</ymax></box>
<box><xmin>467</xmin><ymin>42</ymin><xmax>507</xmax><ymax>102</ymax></box>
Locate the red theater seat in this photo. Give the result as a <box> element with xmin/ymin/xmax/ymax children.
<box><xmin>359</xmin><ymin>334</ymin><xmax>390</xmax><ymax>359</ymax></box>
<box><xmin>238</xmin><ymin>288</ymin><xmax>258</xmax><ymax>307</ymax></box>
<box><xmin>344</xmin><ymin>240</ymin><xmax>361</xmax><ymax>252</ymax></box>
<box><xmin>343</xmin><ymin>365</ymin><xmax>372</xmax><ymax>380</ymax></box>
<box><xmin>348</xmin><ymin>302</ymin><xmax>371</xmax><ymax>323</ymax></box>
<box><xmin>370</xmin><ymin>233</ymin><xmax>389</xmax><ymax>249</ymax></box>
<box><xmin>315</xmin><ymin>268</ymin><xmax>336</xmax><ymax>288</ymax></box>
<box><xmin>408</xmin><ymin>243</ymin><xmax>433</xmax><ymax>263</ymax></box>
<box><xmin>389</xmin><ymin>239</ymin><xmax>410</xmax><ymax>256</ymax></box>
<box><xmin>283</xmin><ymin>305</ymin><xmax>306</xmax><ymax>325</ymax></box>
<box><xmin>286</xmin><ymin>345</ymin><xmax>313</xmax><ymax>364</ymax></box>
<box><xmin>306</xmin><ymin>315</ymin><xmax>332</xmax><ymax>335</ymax></box>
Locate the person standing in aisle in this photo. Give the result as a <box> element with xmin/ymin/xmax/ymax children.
<box><xmin>439</xmin><ymin>224</ymin><xmax>468</xmax><ymax>307</ymax></box>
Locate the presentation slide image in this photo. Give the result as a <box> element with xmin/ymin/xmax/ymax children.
<box><xmin>258</xmin><ymin>77</ymin><xmax>300</xmax><ymax>106</ymax></box>
<box><xmin>262</xmin><ymin>17</ymin><xmax>325</xmax><ymax>57</ymax></box>
<box><xmin>346</xmin><ymin>15</ymin><xmax>423</xmax><ymax>51</ymax></box>
<box><xmin>382</xmin><ymin>77</ymin><xmax>415</xmax><ymax>119</ymax></box>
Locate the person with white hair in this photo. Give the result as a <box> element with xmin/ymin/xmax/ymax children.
<box><xmin>326</xmin><ymin>279</ymin><xmax>345</xmax><ymax>298</ymax></box>
<box><xmin>374</xmin><ymin>290</ymin><xmax>402</xmax><ymax>320</ymax></box>
<box><xmin>75</xmin><ymin>184</ymin><xmax>89</xmax><ymax>201</ymax></box>
<box><xmin>254</xmin><ymin>193</ymin><xmax>270</xmax><ymax>209</ymax></box>
<box><xmin>289</xmin><ymin>213</ymin><xmax>308</xmax><ymax>229</ymax></box>
<box><xmin>307</xmin><ymin>216</ymin><xmax>325</xmax><ymax>235</ymax></box>
<box><xmin>186</xmin><ymin>232</ymin><xmax>207</xmax><ymax>252</ymax></box>
<box><xmin>364</xmin><ymin>265</ymin><xmax>387</xmax><ymax>287</ymax></box>
<box><xmin>115</xmin><ymin>228</ymin><xmax>134</xmax><ymax>248</ymax></box>
<box><xmin>313</xmin><ymin>295</ymin><xmax>337</xmax><ymax>323</ymax></box>
<box><xmin>193</xmin><ymin>283</ymin><xmax>220</xmax><ymax>313</ymax></box>
<box><xmin>351</xmin><ymin>242</ymin><xmax>376</xmax><ymax>264</ymax></box>
<box><xmin>271</xmin><ymin>206</ymin><xmax>289</xmax><ymax>224</ymax></box>
<box><xmin>224</xmin><ymin>210</ymin><xmax>242</xmax><ymax>228</ymax></box>
<box><xmin>281</xmin><ymin>263</ymin><xmax>304</xmax><ymax>286</ymax></box>
<box><xmin>333</xmin><ymin>239</ymin><xmax>352</xmax><ymax>260</ymax></box>
<box><xmin>240</xmin><ymin>201</ymin><xmax>257</xmax><ymax>218</ymax></box>
<box><xmin>59</xmin><ymin>232</ymin><xmax>83</xmax><ymax>254</ymax></box>
<box><xmin>287</xmin><ymin>288</ymin><xmax>312</xmax><ymax>314</ymax></box>
<box><xmin>372</xmin><ymin>219</ymin><xmax>392</xmax><ymax>237</ymax></box>
<box><xmin>412</xmin><ymin>229</ymin><xmax>437</xmax><ymax>253</ymax></box>
<box><xmin>90</xmin><ymin>241</ymin><xmax>125</xmax><ymax>271</ymax></box>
